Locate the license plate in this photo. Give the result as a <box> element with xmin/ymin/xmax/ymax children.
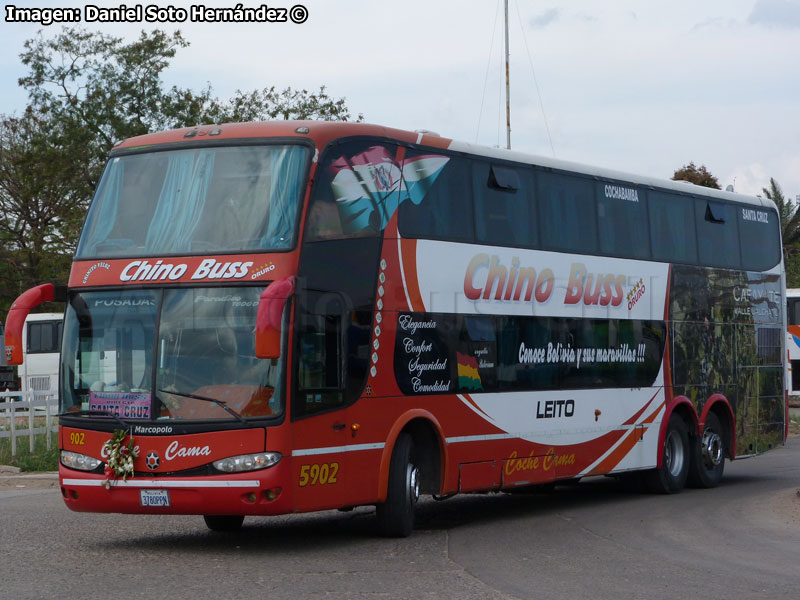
<box><xmin>140</xmin><ymin>489</ymin><xmax>170</xmax><ymax>507</ymax></box>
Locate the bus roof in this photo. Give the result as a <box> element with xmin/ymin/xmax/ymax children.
<box><xmin>114</xmin><ymin>120</ymin><xmax>771</xmax><ymax>210</ymax></box>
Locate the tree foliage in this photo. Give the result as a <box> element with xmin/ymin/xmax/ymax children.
<box><xmin>1</xmin><ymin>26</ymin><xmax>360</xmax><ymax>315</ymax></box>
<box><xmin>761</xmin><ymin>177</ymin><xmax>800</xmax><ymax>287</ymax></box>
<box><xmin>205</xmin><ymin>86</ymin><xmax>363</xmax><ymax>123</ymax></box>
<box><xmin>0</xmin><ymin>110</ymin><xmax>87</xmax><ymax>309</ymax></box>
<box><xmin>762</xmin><ymin>177</ymin><xmax>800</xmax><ymax>247</ymax></box>
<box><xmin>672</xmin><ymin>162</ymin><xmax>721</xmax><ymax>189</ymax></box>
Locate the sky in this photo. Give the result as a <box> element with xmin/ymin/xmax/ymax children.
<box><xmin>1</xmin><ymin>0</ymin><xmax>799</xmax><ymax>198</ymax></box>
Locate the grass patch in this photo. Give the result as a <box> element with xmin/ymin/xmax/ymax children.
<box><xmin>0</xmin><ymin>433</ymin><xmax>59</xmax><ymax>472</ymax></box>
<box><xmin>790</xmin><ymin>414</ymin><xmax>800</xmax><ymax>437</ymax></box>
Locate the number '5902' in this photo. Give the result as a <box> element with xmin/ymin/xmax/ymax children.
<box><xmin>298</xmin><ymin>462</ymin><xmax>339</xmax><ymax>487</ymax></box>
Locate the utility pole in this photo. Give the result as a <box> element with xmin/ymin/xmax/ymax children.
<box><xmin>504</xmin><ymin>0</ymin><xmax>511</xmax><ymax>150</ymax></box>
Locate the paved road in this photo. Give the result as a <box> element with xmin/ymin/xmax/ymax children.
<box><xmin>2</xmin><ymin>439</ymin><xmax>800</xmax><ymax>600</ymax></box>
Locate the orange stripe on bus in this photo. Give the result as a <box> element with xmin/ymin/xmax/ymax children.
<box><xmin>590</xmin><ymin>428</ymin><xmax>643</xmax><ymax>475</ymax></box>
<box><xmin>623</xmin><ymin>390</ymin><xmax>660</xmax><ymax>425</ymax></box>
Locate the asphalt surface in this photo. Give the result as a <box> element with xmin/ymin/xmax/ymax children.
<box><xmin>1</xmin><ymin>438</ymin><xmax>799</xmax><ymax>600</ymax></box>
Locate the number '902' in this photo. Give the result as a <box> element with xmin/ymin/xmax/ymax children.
<box><xmin>298</xmin><ymin>462</ymin><xmax>339</xmax><ymax>487</ymax></box>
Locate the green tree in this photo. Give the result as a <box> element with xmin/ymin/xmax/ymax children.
<box><xmin>205</xmin><ymin>85</ymin><xmax>363</xmax><ymax>123</ymax></box>
<box><xmin>0</xmin><ymin>110</ymin><xmax>86</xmax><ymax>312</ymax></box>
<box><xmin>761</xmin><ymin>177</ymin><xmax>800</xmax><ymax>287</ymax></box>
<box><xmin>672</xmin><ymin>162</ymin><xmax>721</xmax><ymax>189</ymax></box>
<box><xmin>762</xmin><ymin>177</ymin><xmax>800</xmax><ymax>246</ymax></box>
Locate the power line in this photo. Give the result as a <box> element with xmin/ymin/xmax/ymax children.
<box><xmin>476</xmin><ymin>0</ymin><xmax>501</xmax><ymax>144</ymax></box>
<box><xmin>513</xmin><ymin>0</ymin><xmax>556</xmax><ymax>157</ymax></box>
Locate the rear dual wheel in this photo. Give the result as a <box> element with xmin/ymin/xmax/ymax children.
<box><xmin>687</xmin><ymin>412</ymin><xmax>725</xmax><ymax>488</ymax></box>
<box><xmin>646</xmin><ymin>413</ymin><xmax>690</xmax><ymax>494</ymax></box>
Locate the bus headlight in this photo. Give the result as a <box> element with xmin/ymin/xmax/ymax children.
<box><xmin>61</xmin><ymin>450</ymin><xmax>102</xmax><ymax>471</ymax></box>
<box><xmin>213</xmin><ymin>452</ymin><xmax>282</xmax><ymax>473</ymax></box>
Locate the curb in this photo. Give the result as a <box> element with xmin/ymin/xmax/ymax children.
<box><xmin>0</xmin><ymin>472</ymin><xmax>59</xmax><ymax>480</ymax></box>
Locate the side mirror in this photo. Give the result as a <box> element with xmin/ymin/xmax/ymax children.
<box><xmin>255</xmin><ymin>276</ymin><xmax>296</xmax><ymax>359</ymax></box>
<box><xmin>4</xmin><ymin>283</ymin><xmax>64</xmax><ymax>365</ymax></box>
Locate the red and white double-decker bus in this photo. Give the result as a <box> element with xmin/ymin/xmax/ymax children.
<box><xmin>3</xmin><ymin>121</ymin><xmax>786</xmax><ymax>536</ymax></box>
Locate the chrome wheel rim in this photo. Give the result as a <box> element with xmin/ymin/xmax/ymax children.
<box><xmin>408</xmin><ymin>465</ymin><xmax>420</xmax><ymax>502</ymax></box>
<box><xmin>701</xmin><ymin>429</ymin><xmax>723</xmax><ymax>469</ymax></box>
<box><xmin>665</xmin><ymin>430</ymin><xmax>684</xmax><ymax>478</ymax></box>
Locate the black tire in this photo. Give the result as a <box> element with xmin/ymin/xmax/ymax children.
<box><xmin>203</xmin><ymin>515</ymin><xmax>244</xmax><ymax>532</ymax></box>
<box><xmin>376</xmin><ymin>433</ymin><xmax>419</xmax><ymax>537</ymax></box>
<box><xmin>687</xmin><ymin>412</ymin><xmax>725</xmax><ymax>488</ymax></box>
<box><xmin>645</xmin><ymin>413</ymin><xmax>690</xmax><ymax>494</ymax></box>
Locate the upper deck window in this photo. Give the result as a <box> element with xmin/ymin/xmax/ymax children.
<box><xmin>738</xmin><ymin>205</ymin><xmax>781</xmax><ymax>271</ymax></box>
<box><xmin>597</xmin><ymin>182</ymin><xmax>650</xmax><ymax>260</ymax></box>
<box><xmin>649</xmin><ymin>191</ymin><xmax>698</xmax><ymax>265</ymax></box>
<box><xmin>537</xmin><ymin>171</ymin><xmax>597</xmax><ymax>255</ymax></box>
<box><xmin>472</xmin><ymin>162</ymin><xmax>535</xmax><ymax>247</ymax></box>
<box><xmin>397</xmin><ymin>150</ymin><xmax>473</xmax><ymax>242</ymax></box>
<box><xmin>696</xmin><ymin>200</ymin><xmax>740</xmax><ymax>269</ymax></box>
<box><xmin>76</xmin><ymin>144</ymin><xmax>309</xmax><ymax>258</ymax></box>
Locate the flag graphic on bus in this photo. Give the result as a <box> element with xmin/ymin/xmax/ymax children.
<box><xmin>457</xmin><ymin>352</ymin><xmax>483</xmax><ymax>391</ymax></box>
<box><xmin>329</xmin><ymin>146</ymin><xmax>448</xmax><ymax>233</ymax></box>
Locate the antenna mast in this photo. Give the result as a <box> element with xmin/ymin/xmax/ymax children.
<box><xmin>504</xmin><ymin>0</ymin><xmax>511</xmax><ymax>149</ymax></box>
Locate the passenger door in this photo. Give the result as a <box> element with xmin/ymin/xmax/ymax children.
<box><xmin>291</xmin><ymin>294</ymin><xmax>350</xmax><ymax>511</ymax></box>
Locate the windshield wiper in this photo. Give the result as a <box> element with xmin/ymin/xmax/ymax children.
<box><xmin>59</xmin><ymin>409</ymin><xmax>131</xmax><ymax>429</ymax></box>
<box><xmin>157</xmin><ymin>389</ymin><xmax>246</xmax><ymax>423</ymax></box>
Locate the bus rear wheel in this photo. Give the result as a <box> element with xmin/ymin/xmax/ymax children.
<box><xmin>687</xmin><ymin>412</ymin><xmax>725</xmax><ymax>488</ymax></box>
<box><xmin>376</xmin><ymin>433</ymin><xmax>419</xmax><ymax>537</ymax></box>
<box><xmin>646</xmin><ymin>413</ymin><xmax>689</xmax><ymax>494</ymax></box>
<box><xmin>203</xmin><ymin>515</ymin><xmax>244</xmax><ymax>532</ymax></box>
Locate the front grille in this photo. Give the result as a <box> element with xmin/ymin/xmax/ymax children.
<box><xmin>29</xmin><ymin>376</ymin><xmax>51</xmax><ymax>392</ymax></box>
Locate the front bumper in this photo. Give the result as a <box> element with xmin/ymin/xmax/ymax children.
<box><xmin>59</xmin><ymin>461</ymin><xmax>292</xmax><ymax>516</ymax></box>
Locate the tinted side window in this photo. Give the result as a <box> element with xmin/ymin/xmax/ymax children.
<box><xmin>739</xmin><ymin>206</ymin><xmax>781</xmax><ymax>271</ymax></box>
<box><xmin>393</xmin><ymin>313</ymin><xmax>666</xmax><ymax>394</ymax></box>
<box><xmin>788</xmin><ymin>297</ymin><xmax>800</xmax><ymax>326</ymax></box>
<box><xmin>305</xmin><ymin>141</ymin><xmax>399</xmax><ymax>241</ymax></box>
<box><xmin>538</xmin><ymin>171</ymin><xmax>597</xmax><ymax>254</ymax></box>
<box><xmin>696</xmin><ymin>200</ymin><xmax>740</xmax><ymax>269</ymax></box>
<box><xmin>295</xmin><ymin>291</ymin><xmax>346</xmax><ymax>418</ymax></box>
<box><xmin>399</xmin><ymin>152</ymin><xmax>473</xmax><ymax>242</ymax></box>
<box><xmin>597</xmin><ymin>182</ymin><xmax>650</xmax><ymax>259</ymax></box>
<box><xmin>472</xmin><ymin>162</ymin><xmax>536</xmax><ymax>247</ymax></box>
<box><xmin>27</xmin><ymin>321</ymin><xmax>62</xmax><ymax>354</ymax></box>
<box><xmin>649</xmin><ymin>192</ymin><xmax>697</xmax><ymax>264</ymax></box>
<box><xmin>27</xmin><ymin>323</ymin><xmax>43</xmax><ymax>354</ymax></box>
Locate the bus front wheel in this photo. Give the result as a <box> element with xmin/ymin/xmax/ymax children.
<box><xmin>646</xmin><ymin>413</ymin><xmax>689</xmax><ymax>494</ymax></box>
<box><xmin>687</xmin><ymin>412</ymin><xmax>725</xmax><ymax>488</ymax></box>
<box><xmin>203</xmin><ymin>515</ymin><xmax>244</xmax><ymax>532</ymax></box>
<box><xmin>376</xmin><ymin>433</ymin><xmax>419</xmax><ymax>537</ymax></box>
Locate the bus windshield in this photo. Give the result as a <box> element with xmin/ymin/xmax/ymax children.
<box><xmin>59</xmin><ymin>287</ymin><xmax>283</xmax><ymax>421</ymax></box>
<box><xmin>76</xmin><ymin>144</ymin><xmax>309</xmax><ymax>258</ymax></box>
